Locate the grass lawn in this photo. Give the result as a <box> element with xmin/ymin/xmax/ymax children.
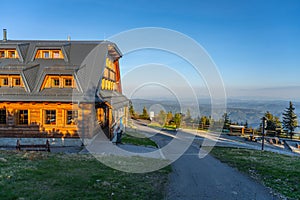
<box><xmin>0</xmin><ymin>150</ymin><xmax>171</xmax><ymax>200</ymax></box>
<box><xmin>210</xmin><ymin>147</ymin><xmax>300</xmax><ymax>199</ymax></box>
<box><xmin>147</xmin><ymin>123</ymin><xmax>177</xmax><ymax>131</ymax></box>
<box><xmin>122</xmin><ymin>131</ymin><xmax>158</xmax><ymax>148</ymax></box>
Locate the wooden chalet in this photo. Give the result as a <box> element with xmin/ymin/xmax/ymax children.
<box><xmin>0</xmin><ymin>29</ymin><xmax>129</xmax><ymax>140</ymax></box>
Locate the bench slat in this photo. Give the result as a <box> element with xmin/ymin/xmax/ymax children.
<box><xmin>16</xmin><ymin>140</ymin><xmax>50</xmax><ymax>152</ymax></box>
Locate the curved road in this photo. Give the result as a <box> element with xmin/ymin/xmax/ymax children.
<box><xmin>133</xmin><ymin>122</ymin><xmax>278</xmax><ymax>200</ymax></box>
<box><xmin>158</xmin><ymin>135</ymin><xmax>277</xmax><ymax>200</ymax></box>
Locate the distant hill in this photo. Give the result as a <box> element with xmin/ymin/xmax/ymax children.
<box><xmin>130</xmin><ymin>98</ymin><xmax>300</xmax><ymax>129</ymax></box>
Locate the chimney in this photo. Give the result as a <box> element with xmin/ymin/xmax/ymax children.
<box><xmin>3</xmin><ymin>29</ymin><xmax>7</xmax><ymax>42</ymax></box>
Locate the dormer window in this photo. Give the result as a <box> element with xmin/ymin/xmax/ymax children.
<box><xmin>43</xmin><ymin>51</ymin><xmax>50</xmax><ymax>58</ymax></box>
<box><xmin>41</xmin><ymin>75</ymin><xmax>76</xmax><ymax>90</ymax></box>
<box><xmin>0</xmin><ymin>49</ymin><xmax>19</xmax><ymax>59</ymax></box>
<box><xmin>2</xmin><ymin>78</ymin><xmax>8</xmax><ymax>86</ymax></box>
<box><xmin>0</xmin><ymin>51</ymin><xmax>5</xmax><ymax>58</ymax></box>
<box><xmin>35</xmin><ymin>49</ymin><xmax>64</xmax><ymax>59</ymax></box>
<box><xmin>53</xmin><ymin>51</ymin><xmax>60</xmax><ymax>58</ymax></box>
<box><xmin>52</xmin><ymin>78</ymin><xmax>60</xmax><ymax>87</ymax></box>
<box><xmin>64</xmin><ymin>78</ymin><xmax>72</xmax><ymax>87</ymax></box>
<box><xmin>8</xmin><ymin>50</ymin><xmax>16</xmax><ymax>58</ymax></box>
<box><xmin>14</xmin><ymin>78</ymin><xmax>21</xmax><ymax>86</ymax></box>
<box><xmin>0</xmin><ymin>75</ymin><xmax>24</xmax><ymax>87</ymax></box>
<box><xmin>0</xmin><ymin>78</ymin><xmax>8</xmax><ymax>86</ymax></box>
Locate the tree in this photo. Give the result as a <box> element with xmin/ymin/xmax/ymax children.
<box><xmin>261</xmin><ymin>111</ymin><xmax>282</xmax><ymax>136</ymax></box>
<box><xmin>207</xmin><ymin>116</ymin><xmax>213</xmax><ymax>125</ymax></box>
<box><xmin>263</xmin><ymin>111</ymin><xmax>282</xmax><ymax>135</ymax></box>
<box><xmin>174</xmin><ymin>113</ymin><xmax>182</xmax><ymax>128</ymax></box>
<box><xmin>129</xmin><ymin>102</ymin><xmax>136</xmax><ymax>119</ymax></box>
<box><xmin>264</xmin><ymin>111</ymin><xmax>276</xmax><ymax>131</ymax></box>
<box><xmin>166</xmin><ymin>111</ymin><xmax>173</xmax><ymax>125</ymax></box>
<box><xmin>244</xmin><ymin>120</ymin><xmax>248</xmax><ymax>129</ymax></box>
<box><xmin>274</xmin><ymin>116</ymin><xmax>282</xmax><ymax>131</ymax></box>
<box><xmin>282</xmin><ymin>101</ymin><xmax>298</xmax><ymax>139</ymax></box>
<box><xmin>140</xmin><ymin>106</ymin><xmax>150</xmax><ymax>120</ymax></box>
<box><xmin>222</xmin><ymin>113</ymin><xmax>230</xmax><ymax>130</ymax></box>
<box><xmin>199</xmin><ymin>115</ymin><xmax>210</xmax><ymax>129</ymax></box>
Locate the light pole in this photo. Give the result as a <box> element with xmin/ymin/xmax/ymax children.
<box><xmin>261</xmin><ymin>116</ymin><xmax>267</xmax><ymax>151</ymax></box>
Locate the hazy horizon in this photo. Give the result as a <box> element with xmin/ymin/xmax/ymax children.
<box><xmin>122</xmin><ymin>85</ymin><xmax>300</xmax><ymax>103</ymax></box>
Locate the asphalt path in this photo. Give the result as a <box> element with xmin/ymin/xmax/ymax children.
<box><xmin>133</xmin><ymin>122</ymin><xmax>279</xmax><ymax>200</ymax></box>
<box><xmin>155</xmin><ymin>134</ymin><xmax>277</xmax><ymax>200</ymax></box>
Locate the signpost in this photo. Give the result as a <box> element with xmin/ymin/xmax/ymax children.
<box><xmin>150</xmin><ymin>111</ymin><xmax>154</xmax><ymax>121</ymax></box>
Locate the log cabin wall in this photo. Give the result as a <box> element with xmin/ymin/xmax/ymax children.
<box><xmin>0</xmin><ymin>102</ymin><xmax>97</xmax><ymax>138</ymax></box>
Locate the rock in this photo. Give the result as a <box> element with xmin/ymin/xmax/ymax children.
<box><xmin>0</xmin><ymin>157</ymin><xmax>7</xmax><ymax>162</ymax></box>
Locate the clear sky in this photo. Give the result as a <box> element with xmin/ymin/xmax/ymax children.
<box><xmin>2</xmin><ymin>0</ymin><xmax>300</xmax><ymax>100</ymax></box>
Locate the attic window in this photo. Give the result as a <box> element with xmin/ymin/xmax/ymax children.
<box><xmin>0</xmin><ymin>51</ymin><xmax>5</xmax><ymax>58</ymax></box>
<box><xmin>0</xmin><ymin>49</ymin><xmax>19</xmax><ymax>59</ymax></box>
<box><xmin>64</xmin><ymin>78</ymin><xmax>72</xmax><ymax>87</ymax></box>
<box><xmin>8</xmin><ymin>51</ymin><xmax>16</xmax><ymax>58</ymax></box>
<box><xmin>1</xmin><ymin>78</ymin><xmax>8</xmax><ymax>86</ymax></box>
<box><xmin>53</xmin><ymin>51</ymin><xmax>60</xmax><ymax>58</ymax></box>
<box><xmin>14</xmin><ymin>78</ymin><xmax>21</xmax><ymax>86</ymax></box>
<box><xmin>52</xmin><ymin>78</ymin><xmax>60</xmax><ymax>87</ymax></box>
<box><xmin>35</xmin><ymin>49</ymin><xmax>64</xmax><ymax>59</ymax></box>
<box><xmin>43</xmin><ymin>51</ymin><xmax>50</xmax><ymax>58</ymax></box>
<box><xmin>0</xmin><ymin>75</ymin><xmax>24</xmax><ymax>87</ymax></box>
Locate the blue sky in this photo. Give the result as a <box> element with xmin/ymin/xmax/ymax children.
<box><xmin>2</xmin><ymin>0</ymin><xmax>300</xmax><ymax>100</ymax></box>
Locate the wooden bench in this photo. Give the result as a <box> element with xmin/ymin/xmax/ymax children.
<box><xmin>16</xmin><ymin>140</ymin><xmax>50</xmax><ymax>152</ymax></box>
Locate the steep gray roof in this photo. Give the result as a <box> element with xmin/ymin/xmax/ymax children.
<box><xmin>0</xmin><ymin>40</ymin><xmax>125</xmax><ymax>103</ymax></box>
<box><xmin>99</xmin><ymin>90</ymin><xmax>129</xmax><ymax>109</ymax></box>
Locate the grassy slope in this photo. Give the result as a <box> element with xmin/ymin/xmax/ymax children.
<box><xmin>0</xmin><ymin>151</ymin><xmax>171</xmax><ymax>200</ymax></box>
<box><xmin>210</xmin><ymin>147</ymin><xmax>300</xmax><ymax>199</ymax></box>
<box><xmin>122</xmin><ymin>131</ymin><xmax>158</xmax><ymax>148</ymax></box>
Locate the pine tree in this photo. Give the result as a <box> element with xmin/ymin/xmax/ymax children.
<box><xmin>263</xmin><ymin>111</ymin><xmax>282</xmax><ymax>135</ymax></box>
<box><xmin>223</xmin><ymin>113</ymin><xmax>230</xmax><ymax>130</ymax></box>
<box><xmin>264</xmin><ymin>111</ymin><xmax>276</xmax><ymax>131</ymax></box>
<box><xmin>199</xmin><ymin>115</ymin><xmax>210</xmax><ymax>129</ymax></box>
<box><xmin>129</xmin><ymin>102</ymin><xmax>136</xmax><ymax>119</ymax></box>
<box><xmin>282</xmin><ymin>101</ymin><xmax>298</xmax><ymax>139</ymax></box>
<box><xmin>140</xmin><ymin>106</ymin><xmax>150</xmax><ymax>119</ymax></box>
<box><xmin>140</xmin><ymin>106</ymin><xmax>149</xmax><ymax>120</ymax></box>
<box><xmin>244</xmin><ymin>120</ymin><xmax>248</xmax><ymax>128</ymax></box>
